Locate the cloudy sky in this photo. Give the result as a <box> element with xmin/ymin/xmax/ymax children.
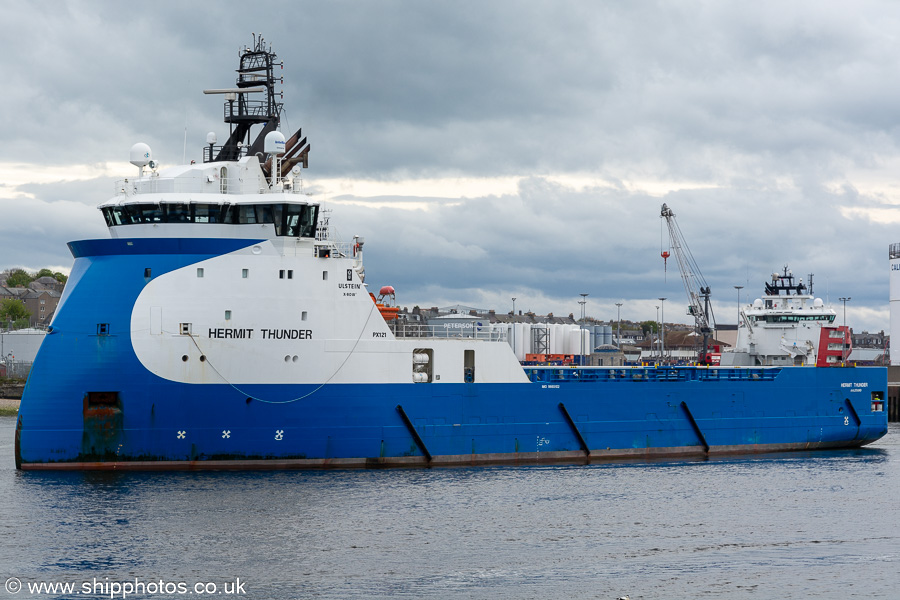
<box><xmin>3</xmin><ymin>1</ymin><xmax>900</xmax><ymax>332</ymax></box>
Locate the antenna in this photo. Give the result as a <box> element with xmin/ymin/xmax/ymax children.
<box><xmin>130</xmin><ymin>142</ymin><xmax>152</xmax><ymax>178</ymax></box>
<box><xmin>264</xmin><ymin>130</ymin><xmax>286</xmax><ymax>190</ymax></box>
<box><xmin>183</xmin><ymin>121</ymin><xmax>187</xmax><ymax>165</ymax></box>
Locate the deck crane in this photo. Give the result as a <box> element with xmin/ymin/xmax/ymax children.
<box><xmin>660</xmin><ymin>203</ymin><xmax>716</xmax><ymax>364</ymax></box>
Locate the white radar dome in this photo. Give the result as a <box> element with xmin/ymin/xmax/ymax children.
<box><xmin>813</xmin><ymin>298</ymin><xmax>824</xmax><ymax>308</ymax></box>
<box><xmin>130</xmin><ymin>143</ymin><xmax>152</xmax><ymax>168</ymax></box>
<box><xmin>753</xmin><ymin>299</ymin><xmax>764</xmax><ymax>308</ymax></box>
<box><xmin>206</xmin><ymin>132</ymin><xmax>217</xmax><ymax>145</ymax></box>
<box><xmin>264</xmin><ymin>130</ymin><xmax>286</xmax><ymax>154</ymax></box>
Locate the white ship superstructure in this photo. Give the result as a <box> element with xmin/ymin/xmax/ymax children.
<box><xmin>722</xmin><ymin>267</ymin><xmax>848</xmax><ymax>366</ymax></box>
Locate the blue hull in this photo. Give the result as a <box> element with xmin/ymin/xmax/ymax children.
<box><xmin>15</xmin><ymin>239</ymin><xmax>890</xmax><ymax>469</ymax></box>
<box><xmin>16</xmin><ymin>368</ymin><xmax>890</xmax><ymax>469</ymax></box>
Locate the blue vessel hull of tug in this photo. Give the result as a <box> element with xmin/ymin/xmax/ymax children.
<box><xmin>14</xmin><ymin>239</ymin><xmax>889</xmax><ymax>469</ymax></box>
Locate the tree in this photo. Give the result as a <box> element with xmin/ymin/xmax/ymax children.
<box><xmin>4</xmin><ymin>269</ymin><xmax>32</xmax><ymax>288</ymax></box>
<box><xmin>1</xmin><ymin>267</ymin><xmax>67</xmax><ymax>286</ymax></box>
<box><xmin>0</xmin><ymin>298</ymin><xmax>30</xmax><ymax>324</ymax></box>
<box><xmin>640</xmin><ymin>320</ymin><xmax>658</xmax><ymax>336</ymax></box>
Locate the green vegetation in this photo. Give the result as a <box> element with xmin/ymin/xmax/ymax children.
<box><xmin>640</xmin><ymin>320</ymin><xmax>659</xmax><ymax>335</ymax></box>
<box><xmin>1</xmin><ymin>267</ymin><xmax>68</xmax><ymax>288</ymax></box>
<box><xmin>0</xmin><ymin>298</ymin><xmax>30</xmax><ymax>325</ymax></box>
<box><xmin>4</xmin><ymin>268</ymin><xmax>31</xmax><ymax>288</ymax></box>
<box><xmin>35</xmin><ymin>268</ymin><xmax>68</xmax><ymax>284</ymax></box>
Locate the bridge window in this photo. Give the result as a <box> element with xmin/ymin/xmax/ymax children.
<box><xmin>135</xmin><ymin>204</ymin><xmax>164</xmax><ymax>223</ymax></box>
<box><xmin>235</xmin><ymin>205</ymin><xmax>258</xmax><ymax>224</ymax></box>
<box><xmin>257</xmin><ymin>204</ymin><xmax>274</xmax><ymax>225</ymax></box>
<box><xmin>272</xmin><ymin>204</ymin><xmax>284</xmax><ymax>235</ymax></box>
<box><xmin>284</xmin><ymin>203</ymin><xmax>317</xmax><ymax>237</ymax></box>
<box><xmin>166</xmin><ymin>203</ymin><xmax>190</xmax><ymax>222</ymax></box>
<box><xmin>101</xmin><ymin>202</ymin><xmax>317</xmax><ymax>237</ymax></box>
<box><xmin>194</xmin><ymin>203</ymin><xmax>226</xmax><ymax>223</ymax></box>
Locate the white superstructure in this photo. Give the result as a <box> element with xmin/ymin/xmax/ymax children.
<box><xmin>721</xmin><ymin>267</ymin><xmax>844</xmax><ymax>366</ymax></box>
<box><xmin>890</xmin><ymin>243</ymin><xmax>900</xmax><ymax>366</ymax></box>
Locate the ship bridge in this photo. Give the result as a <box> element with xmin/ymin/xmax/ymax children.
<box><xmin>100</xmin><ymin>157</ymin><xmax>318</xmax><ymax>240</ymax></box>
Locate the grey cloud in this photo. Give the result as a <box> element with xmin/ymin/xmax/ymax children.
<box><xmin>2</xmin><ymin>0</ymin><xmax>898</xmax><ymax>332</ymax></box>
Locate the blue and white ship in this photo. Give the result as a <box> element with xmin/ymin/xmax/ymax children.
<box><xmin>15</xmin><ymin>38</ymin><xmax>888</xmax><ymax>470</ymax></box>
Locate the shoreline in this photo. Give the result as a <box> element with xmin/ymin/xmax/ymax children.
<box><xmin>0</xmin><ymin>398</ymin><xmax>20</xmax><ymax>416</ymax></box>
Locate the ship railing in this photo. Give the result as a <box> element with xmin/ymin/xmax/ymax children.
<box><xmin>313</xmin><ymin>241</ymin><xmax>356</xmax><ymax>258</ymax></box>
<box><xmin>202</xmin><ymin>144</ymin><xmax>250</xmax><ymax>163</ymax></box>
<box><xmin>524</xmin><ymin>365</ymin><xmax>782</xmax><ymax>384</ymax></box>
<box><xmin>223</xmin><ymin>100</ymin><xmax>272</xmax><ymax>121</ymax></box>
<box><xmin>389</xmin><ymin>322</ymin><xmax>509</xmax><ymax>341</ymax></box>
<box><xmin>114</xmin><ymin>173</ymin><xmax>252</xmax><ymax>196</ymax></box>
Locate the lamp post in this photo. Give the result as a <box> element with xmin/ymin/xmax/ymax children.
<box><xmin>615</xmin><ymin>302</ymin><xmax>623</xmax><ymax>347</ymax></box>
<box><xmin>734</xmin><ymin>285</ymin><xmax>743</xmax><ymax>326</ymax></box>
<box><xmin>511</xmin><ymin>297</ymin><xmax>517</xmax><ymax>358</ymax></box>
<box><xmin>579</xmin><ymin>293</ymin><xmax>588</xmax><ymax>364</ymax></box>
<box><xmin>658</xmin><ymin>297</ymin><xmax>666</xmax><ymax>362</ymax></box>
<box><xmin>839</xmin><ymin>297</ymin><xmax>851</xmax><ymax>365</ymax></box>
<box><xmin>655</xmin><ymin>305</ymin><xmax>660</xmax><ymax>360</ymax></box>
<box><xmin>839</xmin><ymin>297</ymin><xmax>850</xmax><ymax>327</ymax></box>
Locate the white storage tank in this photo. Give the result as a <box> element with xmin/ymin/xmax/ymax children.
<box><xmin>549</xmin><ymin>324</ymin><xmax>568</xmax><ymax>354</ymax></box>
<box><xmin>890</xmin><ymin>243</ymin><xmax>900</xmax><ymax>365</ymax></box>
<box><xmin>510</xmin><ymin>323</ymin><xmax>531</xmax><ymax>360</ymax></box>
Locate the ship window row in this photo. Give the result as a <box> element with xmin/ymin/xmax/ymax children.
<box><xmin>102</xmin><ymin>203</ymin><xmax>318</xmax><ymax>237</ymax></box>
<box><xmin>197</xmin><ymin>267</ymin><xmax>302</xmax><ymax>280</ymax></box>
<box><xmin>750</xmin><ymin>314</ymin><xmax>835</xmax><ymax>323</ymax></box>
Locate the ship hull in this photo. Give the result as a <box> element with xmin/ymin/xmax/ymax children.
<box><xmin>17</xmin><ymin>368</ymin><xmax>889</xmax><ymax>470</ymax></box>
<box><xmin>15</xmin><ymin>238</ymin><xmax>889</xmax><ymax>470</ymax></box>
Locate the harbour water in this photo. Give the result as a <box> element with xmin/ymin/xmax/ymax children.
<box><xmin>1</xmin><ymin>416</ymin><xmax>898</xmax><ymax>599</ymax></box>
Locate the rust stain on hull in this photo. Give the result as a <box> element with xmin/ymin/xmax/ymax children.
<box><xmin>81</xmin><ymin>392</ymin><xmax>124</xmax><ymax>460</ymax></box>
